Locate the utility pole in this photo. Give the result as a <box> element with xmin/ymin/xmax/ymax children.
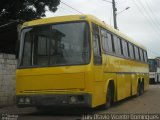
<box><xmin>103</xmin><ymin>0</ymin><xmax>129</xmax><ymax>29</ymax></box>
<box><xmin>112</xmin><ymin>0</ymin><xmax>118</xmax><ymax>29</ymax></box>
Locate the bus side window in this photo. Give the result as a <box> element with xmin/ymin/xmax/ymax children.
<box><xmin>139</xmin><ymin>48</ymin><xmax>144</xmax><ymax>62</ymax></box>
<box><xmin>100</xmin><ymin>28</ymin><xmax>114</xmax><ymax>54</ymax></box>
<box><xmin>122</xmin><ymin>39</ymin><xmax>129</xmax><ymax>58</ymax></box>
<box><xmin>113</xmin><ymin>35</ymin><xmax>121</xmax><ymax>55</ymax></box>
<box><xmin>127</xmin><ymin>42</ymin><xmax>130</xmax><ymax>58</ymax></box>
<box><xmin>134</xmin><ymin>46</ymin><xmax>140</xmax><ymax>60</ymax></box>
<box><xmin>101</xmin><ymin>28</ymin><xmax>109</xmax><ymax>52</ymax></box>
<box><xmin>129</xmin><ymin>43</ymin><xmax>134</xmax><ymax>59</ymax></box>
<box><xmin>92</xmin><ymin>24</ymin><xmax>102</xmax><ymax>65</ymax></box>
<box><xmin>118</xmin><ymin>38</ymin><xmax>123</xmax><ymax>55</ymax></box>
<box><xmin>143</xmin><ymin>51</ymin><xmax>148</xmax><ymax>62</ymax></box>
<box><xmin>107</xmin><ymin>33</ymin><xmax>114</xmax><ymax>53</ymax></box>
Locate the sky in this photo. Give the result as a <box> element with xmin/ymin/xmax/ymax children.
<box><xmin>45</xmin><ymin>0</ymin><xmax>160</xmax><ymax>58</ymax></box>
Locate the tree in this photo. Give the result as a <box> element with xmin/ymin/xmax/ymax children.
<box><xmin>0</xmin><ymin>0</ymin><xmax>60</xmax><ymax>24</ymax></box>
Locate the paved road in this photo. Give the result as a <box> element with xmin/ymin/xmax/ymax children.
<box><xmin>0</xmin><ymin>85</ymin><xmax>160</xmax><ymax>120</ymax></box>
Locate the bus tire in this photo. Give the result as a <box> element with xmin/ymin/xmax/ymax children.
<box><xmin>137</xmin><ymin>81</ymin><xmax>142</xmax><ymax>96</ymax></box>
<box><xmin>141</xmin><ymin>81</ymin><xmax>144</xmax><ymax>94</ymax></box>
<box><xmin>101</xmin><ymin>83</ymin><xmax>114</xmax><ymax>109</ymax></box>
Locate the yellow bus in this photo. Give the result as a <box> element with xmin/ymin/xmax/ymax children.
<box><xmin>16</xmin><ymin>15</ymin><xmax>149</xmax><ymax>109</ymax></box>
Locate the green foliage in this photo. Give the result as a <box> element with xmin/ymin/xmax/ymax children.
<box><xmin>0</xmin><ymin>0</ymin><xmax>60</xmax><ymax>24</ymax></box>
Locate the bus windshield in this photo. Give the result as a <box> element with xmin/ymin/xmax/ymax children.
<box><xmin>148</xmin><ymin>59</ymin><xmax>157</xmax><ymax>72</ymax></box>
<box><xmin>19</xmin><ymin>22</ymin><xmax>90</xmax><ymax>67</ymax></box>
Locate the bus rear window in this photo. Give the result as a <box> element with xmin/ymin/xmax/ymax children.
<box><xmin>149</xmin><ymin>59</ymin><xmax>157</xmax><ymax>72</ymax></box>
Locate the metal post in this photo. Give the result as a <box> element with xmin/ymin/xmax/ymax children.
<box><xmin>112</xmin><ymin>0</ymin><xmax>118</xmax><ymax>29</ymax></box>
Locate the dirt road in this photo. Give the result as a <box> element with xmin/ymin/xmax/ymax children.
<box><xmin>0</xmin><ymin>85</ymin><xmax>160</xmax><ymax>120</ymax></box>
<box><xmin>102</xmin><ymin>84</ymin><xmax>160</xmax><ymax>114</ymax></box>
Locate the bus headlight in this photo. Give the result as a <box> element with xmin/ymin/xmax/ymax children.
<box><xmin>25</xmin><ymin>97</ymin><xmax>30</xmax><ymax>104</ymax></box>
<box><xmin>19</xmin><ymin>98</ymin><xmax>24</xmax><ymax>103</ymax></box>
<box><xmin>70</xmin><ymin>96</ymin><xmax>76</xmax><ymax>103</ymax></box>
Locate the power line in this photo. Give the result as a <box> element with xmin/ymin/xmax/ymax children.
<box><xmin>133</xmin><ymin>38</ymin><xmax>160</xmax><ymax>56</ymax></box>
<box><xmin>60</xmin><ymin>1</ymin><xmax>84</xmax><ymax>14</ymax></box>
<box><xmin>116</xmin><ymin>0</ymin><xmax>127</xmax><ymax>6</ymax></box>
<box><xmin>144</xmin><ymin>0</ymin><xmax>160</xmax><ymax>25</ymax></box>
<box><xmin>132</xmin><ymin>0</ymin><xmax>160</xmax><ymax>57</ymax></box>
<box><xmin>104</xmin><ymin>0</ymin><xmax>118</xmax><ymax>29</ymax></box>
<box><xmin>132</xmin><ymin>0</ymin><xmax>160</xmax><ymax>37</ymax></box>
<box><xmin>147</xmin><ymin>48</ymin><xmax>160</xmax><ymax>56</ymax></box>
<box><xmin>110</xmin><ymin>6</ymin><xmax>113</xmax><ymax>26</ymax></box>
<box><xmin>57</xmin><ymin>7</ymin><xmax>73</xmax><ymax>14</ymax></box>
<box><xmin>138</xmin><ymin>0</ymin><xmax>160</xmax><ymax>31</ymax></box>
<box><xmin>103</xmin><ymin>0</ymin><xmax>112</xmax><ymax>4</ymax></box>
<box><xmin>58</xmin><ymin>6</ymin><xmax>77</xmax><ymax>14</ymax></box>
<box><xmin>135</xmin><ymin>1</ymin><xmax>157</xmax><ymax>31</ymax></box>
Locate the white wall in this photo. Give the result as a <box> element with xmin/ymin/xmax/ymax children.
<box><xmin>0</xmin><ymin>53</ymin><xmax>17</xmax><ymax>106</ymax></box>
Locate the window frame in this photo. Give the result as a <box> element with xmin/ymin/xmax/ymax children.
<box><xmin>92</xmin><ymin>23</ymin><xmax>102</xmax><ymax>65</ymax></box>
<box><xmin>98</xmin><ymin>26</ymin><xmax>148</xmax><ymax>63</ymax></box>
<box><xmin>18</xmin><ymin>20</ymin><xmax>91</xmax><ymax>68</ymax></box>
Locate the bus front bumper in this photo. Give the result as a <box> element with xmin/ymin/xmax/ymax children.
<box><xmin>16</xmin><ymin>93</ymin><xmax>92</xmax><ymax>108</ymax></box>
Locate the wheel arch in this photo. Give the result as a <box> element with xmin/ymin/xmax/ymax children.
<box><xmin>137</xmin><ymin>77</ymin><xmax>141</xmax><ymax>87</ymax></box>
<box><xmin>105</xmin><ymin>79</ymin><xmax>116</xmax><ymax>102</ymax></box>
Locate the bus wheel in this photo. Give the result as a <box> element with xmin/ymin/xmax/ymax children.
<box><xmin>141</xmin><ymin>82</ymin><xmax>144</xmax><ymax>94</ymax></box>
<box><xmin>101</xmin><ymin>84</ymin><xmax>112</xmax><ymax>109</ymax></box>
<box><xmin>137</xmin><ymin>82</ymin><xmax>142</xmax><ymax>96</ymax></box>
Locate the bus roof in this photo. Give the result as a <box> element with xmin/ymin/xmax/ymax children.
<box><xmin>22</xmin><ymin>14</ymin><xmax>146</xmax><ymax>50</ymax></box>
